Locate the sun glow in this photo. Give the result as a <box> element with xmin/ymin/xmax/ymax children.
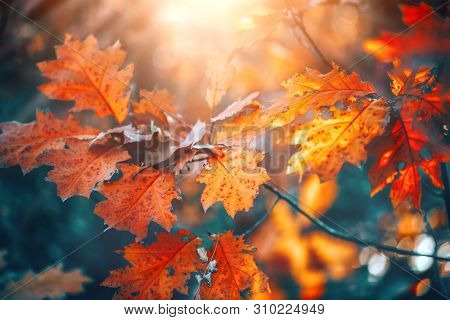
<box><xmin>157</xmin><ymin>0</ymin><xmax>256</xmax><ymax>28</ymax></box>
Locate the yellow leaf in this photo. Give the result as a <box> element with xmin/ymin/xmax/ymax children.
<box><xmin>196</xmin><ymin>148</ymin><xmax>270</xmax><ymax>217</ymax></box>
<box><xmin>287</xmin><ymin>99</ymin><xmax>388</xmax><ymax>181</ymax></box>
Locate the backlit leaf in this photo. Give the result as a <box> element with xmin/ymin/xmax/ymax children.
<box><xmin>102</xmin><ymin>230</ymin><xmax>202</xmax><ymax>299</ymax></box>
<box><xmin>95</xmin><ymin>164</ymin><xmax>180</xmax><ymax>241</ymax></box>
<box><xmin>38</xmin><ymin>34</ymin><xmax>134</xmax><ymax>124</ymax></box>
<box><xmin>196</xmin><ymin>148</ymin><xmax>270</xmax><ymax>217</ymax></box>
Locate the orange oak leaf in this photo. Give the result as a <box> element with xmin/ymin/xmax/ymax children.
<box><xmin>212</xmin><ymin>99</ymin><xmax>269</xmax><ymax>147</ymax></box>
<box><xmin>272</xmin><ymin>63</ymin><xmax>377</xmax><ymax>127</ymax></box>
<box><xmin>38</xmin><ymin>138</ymin><xmax>130</xmax><ymax>201</ymax></box>
<box><xmin>212</xmin><ymin>65</ymin><xmax>377</xmax><ymax>147</ymax></box>
<box><xmin>37</xmin><ymin>34</ymin><xmax>134</xmax><ymax>124</ymax></box>
<box><xmin>196</xmin><ymin>148</ymin><xmax>270</xmax><ymax>217</ymax></box>
<box><xmin>200</xmin><ymin>232</ymin><xmax>269</xmax><ymax>299</ymax></box>
<box><xmin>102</xmin><ymin>230</ymin><xmax>202</xmax><ymax>299</ymax></box>
<box><xmin>0</xmin><ymin>111</ymin><xmax>99</xmax><ymax>174</ymax></box>
<box><xmin>94</xmin><ymin>164</ymin><xmax>180</xmax><ymax>241</ymax></box>
<box><xmin>132</xmin><ymin>89</ymin><xmax>177</xmax><ymax>127</ymax></box>
<box><xmin>363</xmin><ymin>3</ymin><xmax>449</xmax><ymax>62</ymax></box>
<box><xmin>287</xmin><ymin>99</ymin><xmax>388</xmax><ymax>181</ymax></box>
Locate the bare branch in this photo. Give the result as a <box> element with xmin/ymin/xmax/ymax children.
<box><xmin>263</xmin><ymin>183</ymin><xmax>450</xmax><ymax>261</ymax></box>
<box><xmin>241</xmin><ymin>197</ymin><xmax>281</xmax><ymax>237</ymax></box>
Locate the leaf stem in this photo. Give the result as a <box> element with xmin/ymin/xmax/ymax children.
<box><xmin>263</xmin><ymin>183</ymin><xmax>450</xmax><ymax>261</ymax></box>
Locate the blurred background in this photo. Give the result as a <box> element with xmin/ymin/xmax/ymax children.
<box><xmin>0</xmin><ymin>0</ymin><xmax>449</xmax><ymax>299</ymax></box>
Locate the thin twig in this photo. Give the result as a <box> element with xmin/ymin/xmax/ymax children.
<box><xmin>1</xmin><ymin>227</ymin><xmax>112</xmax><ymax>299</ymax></box>
<box><xmin>263</xmin><ymin>183</ymin><xmax>450</xmax><ymax>261</ymax></box>
<box><xmin>241</xmin><ymin>197</ymin><xmax>281</xmax><ymax>237</ymax></box>
<box><xmin>285</xmin><ymin>0</ymin><xmax>332</xmax><ymax>68</ymax></box>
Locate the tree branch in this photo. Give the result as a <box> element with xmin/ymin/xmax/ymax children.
<box><xmin>241</xmin><ymin>197</ymin><xmax>280</xmax><ymax>237</ymax></box>
<box><xmin>263</xmin><ymin>183</ymin><xmax>450</xmax><ymax>261</ymax></box>
<box><xmin>423</xmin><ymin>211</ymin><xmax>449</xmax><ymax>297</ymax></box>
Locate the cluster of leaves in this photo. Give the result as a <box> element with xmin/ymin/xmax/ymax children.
<box><xmin>0</xmin><ymin>2</ymin><xmax>448</xmax><ymax>299</ymax></box>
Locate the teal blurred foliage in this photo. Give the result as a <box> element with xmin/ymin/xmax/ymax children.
<box><xmin>0</xmin><ymin>0</ymin><xmax>448</xmax><ymax>300</ymax></box>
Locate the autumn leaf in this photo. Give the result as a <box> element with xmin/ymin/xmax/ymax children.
<box><xmin>394</xmin><ymin>202</ymin><xmax>426</xmax><ymax>239</ymax></box>
<box><xmin>388</xmin><ymin>64</ymin><xmax>449</xmax><ymax>120</ymax></box>
<box><xmin>298</xmin><ymin>174</ymin><xmax>338</xmax><ymax>219</ymax></box>
<box><xmin>388</xmin><ymin>64</ymin><xmax>434</xmax><ymax>97</ymax></box>
<box><xmin>368</xmin><ymin>116</ymin><xmax>447</xmax><ymax>208</ymax></box>
<box><xmin>307</xmin><ymin>232</ymin><xmax>359</xmax><ymax>280</ymax></box>
<box><xmin>102</xmin><ymin>230</ymin><xmax>202</xmax><ymax>299</ymax></box>
<box><xmin>156</xmin><ymin>120</ymin><xmax>210</xmax><ymax>173</ymax></box>
<box><xmin>2</xmin><ymin>264</ymin><xmax>91</xmax><ymax>300</ymax></box>
<box><xmin>363</xmin><ymin>3</ymin><xmax>449</xmax><ymax>62</ymax></box>
<box><xmin>212</xmin><ymin>65</ymin><xmax>377</xmax><ymax>147</ymax></box>
<box><xmin>211</xmin><ymin>92</ymin><xmax>268</xmax><ymax>147</ymax></box>
<box><xmin>394</xmin><ymin>204</ymin><xmax>448</xmax><ymax>239</ymax></box>
<box><xmin>211</xmin><ymin>92</ymin><xmax>260</xmax><ymax>122</ymax></box>
<box><xmin>287</xmin><ymin>99</ymin><xmax>388</xmax><ymax>181</ymax></box>
<box><xmin>38</xmin><ymin>34</ymin><xmax>134</xmax><ymax>124</ymax></box>
<box><xmin>272</xmin><ymin>63</ymin><xmax>377</xmax><ymax>127</ymax></box>
<box><xmin>132</xmin><ymin>89</ymin><xmax>177</xmax><ymax>127</ymax></box>
<box><xmin>205</xmin><ymin>52</ymin><xmax>235</xmax><ymax>109</ymax></box>
<box><xmin>89</xmin><ymin>121</ymin><xmax>178</xmax><ymax>168</ymax></box>
<box><xmin>368</xmin><ymin>65</ymin><xmax>448</xmax><ymax>208</ymax></box>
<box><xmin>0</xmin><ymin>111</ymin><xmax>99</xmax><ymax>174</ymax></box>
<box><xmin>91</xmin><ymin>120</ymin><xmax>210</xmax><ymax>173</ymax></box>
<box><xmin>212</xmin><ymin>99</ymin><xmax>269</xmax><ymax>147</ymax></box>
<box><xmin>38</xmin><ymin>138</ymin><xmax>130</xmax><ymax>201</ymax></box>
<box><xmin>404</xmin><ymin>84</ymin><xmax>450</xmax><ymax>121</ymax></box>
<box><xmin>196</xmin><ymin>148</ymin><xmax>270</xmax><ymax>217</ymax></box>
<box><xmin>94</xmin><ymin>164</ymin><xmax>180</xmax><ymax>241</ymax></box>
<box><xmin>200</xmin><ymin>232</ymin><xmax>269</xmax><ymax>299</ymax></box>
<box><xmin>178</xmin><ymin>120</ymin><xmax>207</xmax><ymax>148</ymax></box>
<box><xmin>89</xmin><ymin>123</ymin><xmax>164</xmax><ymax>146</ymax></box>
